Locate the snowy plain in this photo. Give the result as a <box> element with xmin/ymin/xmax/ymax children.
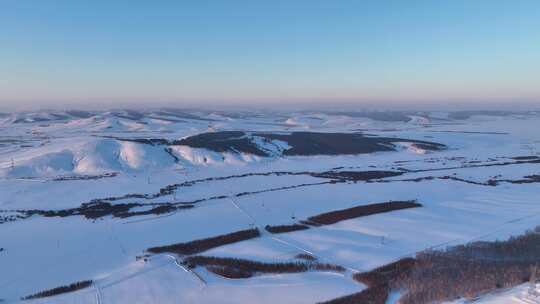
<box><xmin>0</xmin><ymin>109</ymin><xmax>539</xmax><ymax>303</ymax></box>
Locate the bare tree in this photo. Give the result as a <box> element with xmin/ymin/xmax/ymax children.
<box><xmin>529</xmin><ymin>264</ymin><xmax>539</xmax><ymax>297</ymax></box>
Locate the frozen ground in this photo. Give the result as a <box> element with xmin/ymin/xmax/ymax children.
<box><xmin>0</xmin><ymin>109</ymin><xmax>539</xmax><ymax>303</ymax></box>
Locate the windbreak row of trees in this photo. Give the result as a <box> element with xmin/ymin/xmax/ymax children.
<box><xmin>22</xmin><ymin>280</ymin><xmax>93</xmax><ymax>300</ymax></box>
<box><xmin>183</xmin><ymin>255</ymin><xmax>345</xmax><ymax>279</ymax></box>
<box><xmin>266</xmin><ymin>200</ymin><xmax>422</xmax><ymax>235</ymax></box>
<box><xmin>147</xmin><ymin>228</ymin><xmax>261</xmax><ymax>255</ymax></box>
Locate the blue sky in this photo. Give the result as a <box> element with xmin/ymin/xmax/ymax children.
<box><xmin>1</xmin><ymin>0</ymin><xmax>539</xmax><ymax>107</ymax></box>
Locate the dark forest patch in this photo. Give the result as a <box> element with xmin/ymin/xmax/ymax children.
<box><xmin>253</xmin><ymin>132</ymin><xmax>445</xmax><ymax>156</ymax></box>
<box><xmin>394</xmin><ymin>229</ymin><xmax>540</xmax><ymax>304</ymax></box>
<box><xmin>323</xmin><ymin>226</ymin><xmax>540</xmax><ymax>304</ymax></box>
<box><xmin>110</xmin><ymin>131</ymin><xmax>445</xmax><ymax>157</ymax></box>
<box><xmin>174</xmin><ymin>131</ymin><xmax>267</xmax><ymax>156</ymax></box>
